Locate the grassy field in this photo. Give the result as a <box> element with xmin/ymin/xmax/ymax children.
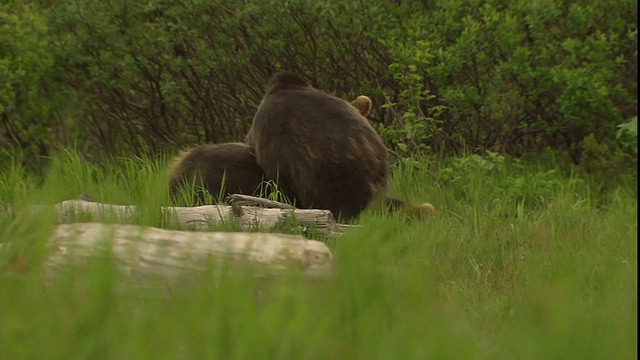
<box><xmin>0</xmin><ymin>150</ymin><xmax>637</xmax><ymax>360</ymax></box>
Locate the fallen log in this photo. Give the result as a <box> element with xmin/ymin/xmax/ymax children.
<box><xmin>48</xmin><ymin>198</ymin><xmax>343</xmax><ymax>236</ymax></box>
<box><xmin>45</xmin><ymin>223</ymin><xmax>334</xmax><ymax>280</ymax></box>
<box><xmin>3</xmin><ymin>195</ymin><xmax>359</xmax><ymax>237</ymax></box>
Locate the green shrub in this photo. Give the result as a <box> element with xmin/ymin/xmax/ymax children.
<box><xmin>1</xmin><ymin>0</ymin><xmax>636</xmax><ymax>178</ymax></box>
<box><xmin>578</xmin><ymin>132</ymin><xmax>636</xmax><ymax>196</ymax></box>
<box><xmin>0</xmin><ymin>3</ymin><xmax>82</xmax><ymax>170</ymax></box>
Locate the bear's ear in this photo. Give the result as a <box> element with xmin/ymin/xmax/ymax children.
<box><xmin>350</xmin><ymin>95</ymin><xmax>372</xmax><ymax>117</ymax></box>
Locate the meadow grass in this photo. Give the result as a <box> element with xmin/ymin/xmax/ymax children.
<box><xmin>0</xmin><ymin>150</ymin><xmax>636</xmax><ymax>360</ymax></box>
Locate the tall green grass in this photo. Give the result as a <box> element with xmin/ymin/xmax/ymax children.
<box><xmin>0</xmin><ymin>149</ymin><xmax>636</xmax><ymax>359</ymax></box>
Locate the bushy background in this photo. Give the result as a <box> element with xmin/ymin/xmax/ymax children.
<box><xmin>0</xmin><ymin>3</ymin><xmax>637</xmax><ymax>358</ymax></box>
<box><xmin>1</xmin><ymin>0</ymin><xmax>637</xmax><ymax>174</ymax></box>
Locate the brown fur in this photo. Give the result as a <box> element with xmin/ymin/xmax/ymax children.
<box><xmin>245</xmin><ymin>72</ymin><xmax>389</xmax><ymax>221</ymax></box>
<box><xmin>169</xmin><ymin>95</ymin><xmax>374</xmax><ymax>207</ymax></box>
<box><xmin>168</xmin><ymin>82</ymin><xmax>435</xmax><ymax>218</ymax></box>
<box><xmin>245</xmin><ymin>94</ymin><xmax>373</xmax><ymax>145</ymax></box>
<box><xmin>382</xmin><ymin>197</ymin><xmax>436</xmax><ymax>217</ymax></box>
<box><xmin>350</xmin><ymin>95</ymin><xmax>372</xmax><ymax>117</ymax></box>
<box><xmin>168</xmin><ymin>142</ymin><xmax>265</xmax><ymax>205</ymax></box>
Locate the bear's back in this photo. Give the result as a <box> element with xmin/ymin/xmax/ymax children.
<box><xmin>251</xmin><ymin>87</ymin><xmax>382</xmax><ymax>158</ymax></box>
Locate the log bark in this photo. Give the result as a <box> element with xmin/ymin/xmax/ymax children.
<box><xmin>48</xmin><ymin>199</ymin><xmax>342</xmax><ymax>235</ymax></box>
<box><xmin>3</xmin><ymin>196</ymin><xmax>360</xmax><ymax>236</ymax></box>
<box><xmin>45</xmin><ymin>223</ymin><xmax>334</xmax><ymax>280</ymax></box>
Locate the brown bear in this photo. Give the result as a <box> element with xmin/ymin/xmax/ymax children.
<box><xmin>168</xmin><ymin>142</ymin><xmax>265</xmax><ymax>205</ymax></box>
<box><xmin>169</xmin><ymin>84</ymin><xmax>435</xmax><ymax>219</ymax></box>
<box><xmin>245</xmin><ymin>71</ymin><xmax>400</xmax><ymax>221</ymax></box>
<box><xmin>168</xmin><ymin>95</ymin><xmax>375</xmax><ymax>206</ymax></box>
<box><xmin>378</xmin><ymin>196</ymin><xmax>436</xmax><ymax>219</ymax></box>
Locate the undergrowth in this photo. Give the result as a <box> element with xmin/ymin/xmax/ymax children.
<box><xmin>0</xmin><ymin>149</ymin><xmax>636</xmax><ymax>359</ymax></box>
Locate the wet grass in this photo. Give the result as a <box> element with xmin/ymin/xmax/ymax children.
<box><xmin>0</xmin><ymin>149</ymin><xmax>636</xmax><ymax>359</ymax></box>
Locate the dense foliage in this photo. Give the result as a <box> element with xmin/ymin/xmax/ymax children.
<box><xmin>0</xmin><ymin>2</ymin><xmax>636</xmax><ymax>356</ymax></box>
<box><xmin>1</xmin><ymin>0</ymin><xmax>637</xmax><ymax>172</ymax></box>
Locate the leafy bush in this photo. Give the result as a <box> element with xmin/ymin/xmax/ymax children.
<box><xmin>431</xmin><ymin>150</ymin><xmax>590</xmax><ymax>214</ymax></box>
<box><xmin>578</xmin><ymin>131</ymin><xmax>636</xmax><ymax>195</ymax></box>
<box><xmin>616</xmin><ymin>116</ymin><xmax>637</xmax><ymax>155</ymax></box>
<box><xmin>0</xmin><ymin>0</ymin><xmax>636</xmax><ymax>176</ymax></box>
<box><xmin>0</xmin><ymin>3</ymin><xmax>83</xmax><ymax>170</ymax></box>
